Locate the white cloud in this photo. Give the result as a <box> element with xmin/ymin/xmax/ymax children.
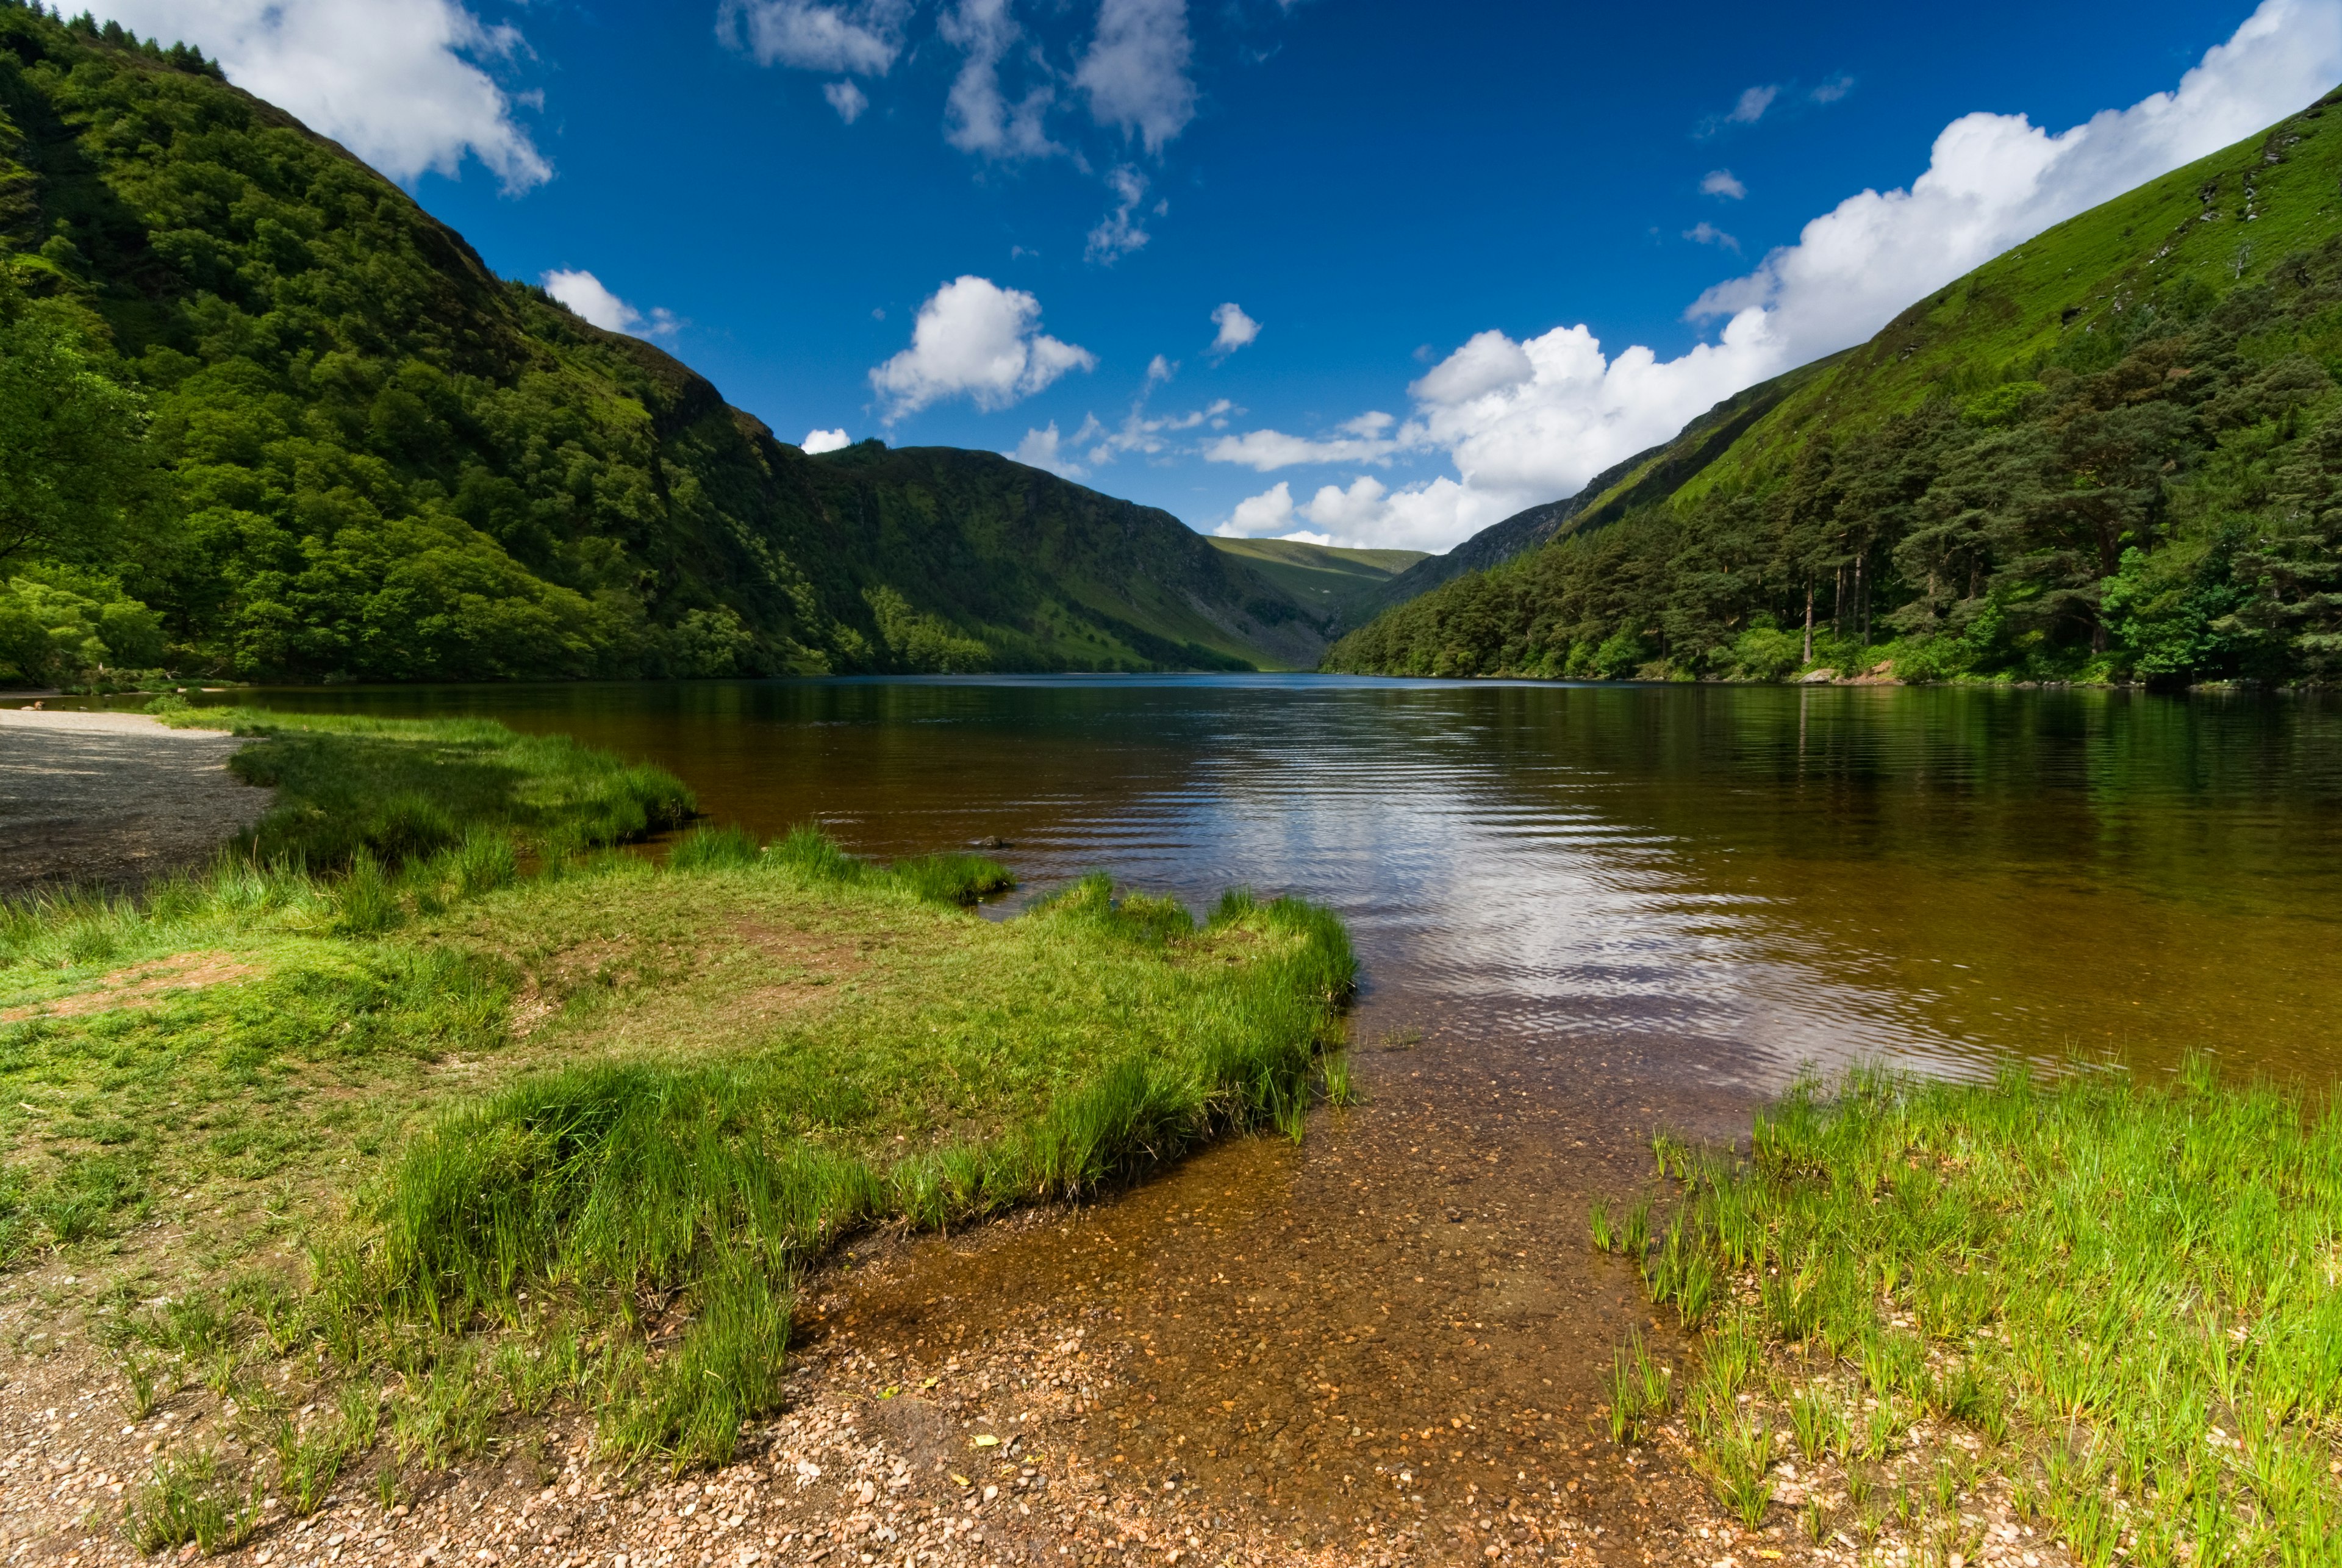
<box><xmin>1205</xmin><ymin>0</ymin><xmax>2342</xmax><ymax>554</ymax></box>
<box><xmin>1086</xmin><ymin>165</ymin><xmax>1154</xmax><ymax>263</ymax></box>
<box><xmin>1209</xmin><ymin>301</ymin><xmax>1261</xmax><ymax>358</ymax></box>
<box><xmin>543</xmin><ymin>270</ymin><xmax>679</xmax><ymax>339</ymax></box>
<box><xmin>1216</xmin><ymin>481</ymin><xmax>1294</xmax><ymax>537</ymax></box>
<box><xmin>871</xmin><ymin>276</ymin><xmax>1097</xmax><ymax>418</ymax></box>
<box><xmin>1703</xmin><ymin>83</ymin><xmax>1777</xmax><ymax>133</ymax></box>
<box><xmin>802</xmin><ymin>428</ymin><xmax>853</xmax><ymax>453</ymax></box>
<box><xmin>1203</xmin><ymin>428</ymin><xmax>1401</xmax><ymax>471</ymax></box>
<box><xmin>1689</xmin><ymin>0</ymin><xmax>2342</xmax><ymax>370</ymax></box>
<box><xmin>1683</xmin><ymin>221</ymin><xmax>1741</xmax><ymax>253</ymax></box>
<box><xmin>939</xmin><ymin>0</ymin><xmax>1064</xmax><ymax>159</ymax></box>
<box><xmin>94</xmin><ymin>0</ymin><xmax>549</xmax><ymax>192</ymax></box>
<box><xmin>1075</xmin><ymin>0</ymin><xmax>1197</xmax><ymax>153</ymax></box>
<box><xmin>1700</xmin><ymin>168</ymin><xmax>1747</xmax><ymax>199</ymax></box>
<box><xmin>719</xmin><ymin>0</ymin><xmax>911</xmax><ymax>74</ymax></box>
<box><xmin>1012</xmin><ymin>421</ymin><xmax>1088</xmax><ymax>476</ymax></box>
<box><xmin>1810</xmin><ymin>74</ymin><xmax>1855</xmax><ymax>106</ymax></box>
<box><xmin>1145</xmin><ymin>354</ymin><xmax>1176</xmax><ymax>388</ymax></box>
<box><xmin>823</xmin><ymin>81</ymin><xmax>870</xmax><ymax>122</ymax></box>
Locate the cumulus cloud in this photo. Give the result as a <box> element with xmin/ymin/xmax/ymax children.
<box><xmin>872</xmin><ymin>276</ymin><xmax>1097</xmax><ymax>418</ymax></box>
<box><xmin>1086</xmin><ymin>165</ymin><xmax>1155</xmax><ymax>263</ymax></box>
<box><xmin>95</xmin><ymin>0</ymin><xmax>549</xmax><ymax>191</ymax></box>
<box><xmin>1683</xmin><ymin>221</ymin><xmax>1740</xmax><ymax>252</ymax></box>
<box><xmin>823</xmin><ymin>80</ymin><xmax>870</xmax><ymax>122</ymax></box>
<box><xmin>802</xmin><ymin>428</ymin><xmax>853</xmax><ymax>453</ymax></box>
<box><xmin>1075</xmin><ymin>0</ymin><xmax>1197</xmax><ymax>153</ymax></box>
<box><xmin>1209</xmin><ymin>301</ymin><xmax>1261</xmax><ymax>358</ymax></box>
<box><xmin>1700</xmin><ymin>168</ymin><xmax>1747</xmax><ymax>199</ymax></box>
<box><xmin>1206</xmin><ymin>0</ymin><xmax>2342</xmax><ymax>554</ymax></box>
<box><xmin>1012</xmin><ymin>421</ymin><xmax>1086</xmax><ymax>476</ymax></box>
<box><xmin>719</xmin><ymin>0</ymin><xmax>911</xmax><ymax>74</ymax></box>
<box><xmin>939</xmin><ymin>0</ymin><xmax>1063</xmax><ymax>159</ymax></box>
<box><xmin>543</xmin><ymin>270</ymin><xmax>679</xmax><ymax>339</ymax></box>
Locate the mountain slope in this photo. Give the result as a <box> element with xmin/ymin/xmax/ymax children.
<box><xmin>1328</xmin><ymin>88</ymin><xmax>2342</xmax><ymax>685</ymax></box>
<box><xmin>1205</xmin><ymin>536</ymin><xmax>1426</xmax><ymax>626</ymax></box>
<box><xmin>0</xmin><ymin>5</ymin><xmax>1319</xmax><ymax>684</ymax></box>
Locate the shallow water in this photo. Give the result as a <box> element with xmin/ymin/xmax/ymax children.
<box><xmin>209</xmin><ymin>675</ymin><xmax>2342</xmax><ymax>1087</ymax></box>
<box><xmin>166</xmin><ymin>675</ymin><xmax>2342</xmax><ymax>1552</ymax></box>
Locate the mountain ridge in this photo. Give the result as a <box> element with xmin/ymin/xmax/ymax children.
<box><xmin>0</xmin><ymin>4</ymin><xmax>1326</xmax><ymax>686</ymax></box>
<box><xmin>1327</xmin><ymin>88</ymin><xmax>2342</xmax><ymax>685</ymax></box>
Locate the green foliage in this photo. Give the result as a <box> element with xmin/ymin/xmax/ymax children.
<box><xmin>177</xmin><ymin>709</ymin><xmax>696</xmax><ymax>868</ymax></box>
<box><xmin>0</xmin><ymin>264</ymin><xmax>154</xmax><ymax>570</ymax></box>
<box><xmin>0</xmin><ymin>5</ymin><xmax>1321</xmax><ymax>682</ymax></box>
<box><xmin>1330</xmin><ymin>91</ymin><xmax>2342</xmax><ymax>687</ymax></box>
<box><xmin>0</xmin><ymin>565</ymin><xmax>162</xmax><ymax>685</ymax></box>
<box><xmin>1640</xmin><ymin>1061</ymin><xmax>2342</xmax><ymax>1563</ymax></box>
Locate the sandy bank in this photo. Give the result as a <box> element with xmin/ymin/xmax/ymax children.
<box><xmin>0</xmin><ymin>707</ymin><xmax>271</xmax><ymax>895</ymax></box>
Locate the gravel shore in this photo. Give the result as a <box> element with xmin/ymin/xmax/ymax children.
<box><xmin>0</xmin><ymin>709</ymin><xmax>270</xmax><ymax>896</ymax></box>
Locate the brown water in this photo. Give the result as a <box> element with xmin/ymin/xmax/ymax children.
<box><xmin>190</xmin><ymin>676</ymin><xmax>2342</xmax><ymax>1558</ymax></box>
<box><xmin>209</xmin><ymin>675</ymin><xmax>2342</xmax><ymax>1086</ymax></box>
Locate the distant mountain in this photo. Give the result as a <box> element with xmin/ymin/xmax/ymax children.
<box><xmin>0</xmin><ymin>6</ymin><xmax>1323</xmax><ymax>684</ymax></box>
<box><xmin>1329</xmin><ymin>88</ymin><xmax>2342</xmax><ymax>686</ymax></box>
<box><xmin>1205</xmin><ymin>537</ymin><xmax>1425</xmax><ymax>627</ymax></box>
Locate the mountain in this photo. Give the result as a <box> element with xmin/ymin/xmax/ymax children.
<box><xmin>1327</xmin><ymin>88</ymin><xmax>2342</xmax><ymax>686</ymax></box>
<box><xmin>0</xmin><ymin>6</ymin><xmax>1325</xmax><ymax>686</ymax></box>
<box><xmin>1205</xmin><ymin>537</ymin><xmax>1426</xmax><ymax>626</ymax></box>
<box><xmin>1328</xmin><ymin>356</ymin><xmax>1844</xmax><ymax>634</ymax></box>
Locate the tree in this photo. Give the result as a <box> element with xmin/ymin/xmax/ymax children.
<box><xmin>0</xmin><ymin>277</ymin><xmax>152</xmax><ymax>567</ymax></box>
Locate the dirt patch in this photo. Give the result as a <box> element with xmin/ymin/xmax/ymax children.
<box><xmin>0</xmin><ymin>951</ymin><xmax>260</xmax><ymax>1023</ymax></box>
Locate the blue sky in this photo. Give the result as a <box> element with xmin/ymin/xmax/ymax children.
<box><xmin>101</xmin><ymin>0</ymin><xmax>2342</xmax><ymax>549</ymax></box>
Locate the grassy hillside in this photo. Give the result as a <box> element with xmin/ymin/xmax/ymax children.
<box><xmin>0</xmin><ymin>5</ymin><xmax>1319</xmax><ymax>686</ymax></box>
<box><xmin>1329</xmin><ymin>88</ymin><xmax>2342</xmax><ymax>686</ymax></box>
<box><xmin>1205</xmin><ymin>535</ymin><xmax>1425</xmax><ymax>625</ymax></box>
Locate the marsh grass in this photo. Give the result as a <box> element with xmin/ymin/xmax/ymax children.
<box><xmin>1632</xmin><ymin>1061</ymin><xmax>2342</xmax><ymax>1565</ymax></box>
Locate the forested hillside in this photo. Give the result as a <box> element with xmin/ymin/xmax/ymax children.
<box><xmin>0</xmin><ymin>4</ymin><xmax>1320</xmax><ymax>688</ymax></box>
<box><xmin>1328</xmin><ymin>89</ymin><xmax>2342</xmax><ymax>686</ymax></box>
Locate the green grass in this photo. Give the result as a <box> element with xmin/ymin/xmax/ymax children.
<box><xmin>159</xmin><ymin>706</ymin><xmax>698</xmax><ymax>867</ymax></box>
<box><xmin>340</xmin><ymin>860</ymin><xmax>1352</xmax><ymax>1466</ymax></box>
<box><xmin>1630</xmin><ymin>1061</ymin><xmax>2342</xmax><ymax>1566</ymax></box>
<box><xmin>0</xmin><ymin>709</ymin><xmax>1355</xmax><ymax>1505</ymax></box>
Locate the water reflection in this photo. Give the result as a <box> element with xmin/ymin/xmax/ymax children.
<box><xmin>209</xmin><ymin>676</ymin><xmax>2342</xmax><ymax>1086</ymax></box>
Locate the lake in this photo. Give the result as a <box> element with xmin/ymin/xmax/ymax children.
<box><xmin>151</xmin><ymin>675</ymin><xmax>2342</xmax><ymax>1536</ymax></box>
<box><xmin>207</xmin><ymin>675</ymin><xmax>2342</xmax><ymax>1089</ymax></box>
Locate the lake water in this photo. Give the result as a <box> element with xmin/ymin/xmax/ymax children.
<box><xmin>211</xmin><ymin>675</ymin><xmax>2342</xmax><ymax>1089</ymax></box>
<box><xmin>163</xmin><ymin>675</ymin><xmax>2342</xmax><ymax>1539</ymax></box>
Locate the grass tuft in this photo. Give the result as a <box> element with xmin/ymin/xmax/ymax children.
<box><xmin>1625</xmin><ymin>1058</ymin><xmax>2342</xmax><ymax>1564</ymax></box>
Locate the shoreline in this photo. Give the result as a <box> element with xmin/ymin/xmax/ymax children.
<box><xmin>0</xmin><ymin>709</ymin><xmax>269</xmax><ymax>898</ymax></box>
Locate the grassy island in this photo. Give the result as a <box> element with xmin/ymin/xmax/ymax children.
<box><xmin>0</xmin><ymin>711</ymin><xmax>1353</xmax><ymax>1545</ymax></box>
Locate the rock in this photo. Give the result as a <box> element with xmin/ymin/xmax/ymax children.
<box><xmin>968</xmin><ymin>836</ymin><xmax>1014</xmax><ymax>850</ymax></box>
<box><xmin>1798</xmin><ymin>668</ymin><xmax>1837</xmax><ymax>684</ymax></box>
